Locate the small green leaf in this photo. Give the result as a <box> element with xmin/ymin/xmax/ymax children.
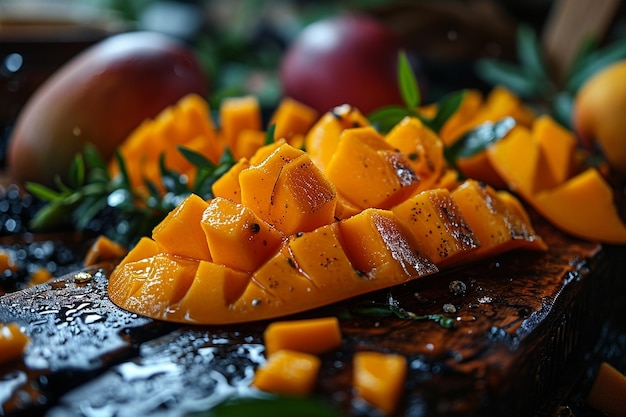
<box><xmin>25</xmin><ymin>182</ymin><xmax>63</xmax><ymax>202</ymax></box>
<box><xmin>368</xmin><ymin>105</ymin><xmax>411</xmax><ymax>133</ymax></box>
<box><xmin>178</xmin><ymin>145</ymin><xmax>217</xmax><ymax>171</ymax></box>
<box><xmin>186</xmin><ymin>395</ymin><xmax>345</xmax><ymax>417</ymax></box>
<box><xmin>566</xmin><ymin>39</ymin><xmax>626</xmax><ymax>92</ymax></box>
<box><xmin>398</xmin><ymin>50</ymin><xmax>420</xmax><ymax>109</ymax></box>
<box><xmin>29</xmin><ymin>201</ymin><xmax>72</xmax><ymax>231</ymax></box>
<box><xmin>68</xmin><ymin>153</ymin><xmax>86</xmax><ymax>188</ymax></box>
<box><xmin>445</xmin><ymin>117</ymin><xmax>516</xmax><ymax>165</ymax></box>
<box><xmin>82</xmin><ymin>143</ymin><xmax>109</xmax><ymax>172</ymax></box>
<box><xmin>428</xmin><ymin>90</ymin><xmax>466</xmax><ymax>133</ymax></box>
<box><xmin>475</xmin><ymin>59</ymin><xmax>539</xmax><ymax>98</ymax></box>
<box><xmin>551</xmin><ymin>91</ymin><xmax>575</xmax><ymax>129</ymax></box>
<box><xmin>74</xmin><ymin>195</ymin><xmax>109</xmax><ymax>230</ymax></box>
<box><xmin>265</xmin><ymin>123</ymin><xmax>276</xmax><ymax>146</ymax></box>
<box><xmin>517</xmin><ymin>25</ymin><xmax>548</xmax><ymax>82</ymax></box>
<box><xmin>114</xmin><ymin>150</ymin><xmax>132</xmax><ymax>190</ymax></box>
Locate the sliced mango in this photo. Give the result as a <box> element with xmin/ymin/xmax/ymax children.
<box><xmin>451</xmin><ymin>180</ymin><xmax>547</xmax><ymax>261</ymax></box>
<box><xmin>533</xmin><ymin>168</ymin><xmax>626</xmax><ymax>244</ymax></box>
<box><xmin>0</xmin><ymin>323</ymin><xmax>30</xmax><ymax>364</ymax></box>
<box><xmin>392</xmin><ymin>188</ymin><xmax>479</xmax><ymax>269</ymax></box>
<box><xmin>219</xmin><ymin>95</ymin><xmax>262</xmax><ymax>160</ymax></box>
<box><xmin>263</xmin><ymin>316</ymin><xmax>342</xmax><ymax>356</ymax></box>
<box><xmin>270</xmin><ymin>97</ymin><xmax>318</xmax><ymax>147</ymax></box>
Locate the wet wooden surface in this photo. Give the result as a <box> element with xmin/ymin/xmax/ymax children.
<box><xmin>1</xmin><ymin>214</ymin><xmax>625</xmax><ymax>417</ymax></box>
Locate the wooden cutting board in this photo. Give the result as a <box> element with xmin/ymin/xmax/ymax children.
<box><xmin>0</xmin><ymin>213</ymin><xmax>625</xmax><ymax>417</ymax></box>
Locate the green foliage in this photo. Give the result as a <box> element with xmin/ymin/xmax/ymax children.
<box><xmin>368</xmin><ymin>51</ymin><xmax>464</xmax><ymax>134</ymax></box>
<box><xmin>475</xmin><ymin>24</ymin><xmax>626</xmax><ymax>129</ymax></box>
<box><xmin>26</xmin><ymin>143</ymin><xmax>236</xmax><ymax>247</ymax></box>
<box><xmin>185</xmin><ymin>395</ymin><xmax>345</xmax><ymax>417</ymax></box>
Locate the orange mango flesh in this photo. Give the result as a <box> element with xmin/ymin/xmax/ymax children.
<box><xmin>84</xmin><ymin>235</ymin><xmax>128</xmax><ymax>267</ymax></box>
<box><xmin>353</xmin><ymin>351</ymin><xmax>407</xmax><ymax>416</ymax></box>
<box><xmin>586</xmin><ymin>362</ymin><xmax>626</xmax><ymax>417</ymax></box>
<box><xmin>252</xmin><ymin>349</ymin><xmax>321</xmax><ymax>396</ymax></box>
<box><xmin>263</xmin><ymin>316</ymin><xmax>342</xmax><ymax>356</ymax></box>
<box><xmin>270</xmin><ymin>97</ymin><xmax>319</xmax><ymax>146</ymax></box>
<box><xmin>219</xmin><ymin>95</ymin><xmax>263</xmax><ymax>160</ymax></box>
<box><xmin>486</xmin><ymin>115</ymin><xmax>626</xmax><ymax>244</ymax></box>
<box><xmin>107</xmin><ymin>90</ymin><xmax>557</xmax><ymax>325</ymax></box>
<box><xmin>0</xmin><ymin>323</ymin><xmax>30</xmax><ymax>364</ymax></box>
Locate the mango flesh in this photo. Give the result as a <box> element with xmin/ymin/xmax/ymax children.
<box><xmin>7</xmin><ymin>31</ymin><xmax>208</xmax><ymax>186</ymax></box>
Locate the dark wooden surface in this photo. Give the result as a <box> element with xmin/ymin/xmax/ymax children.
<box><xmin>0</xmin><ymin>213</ymin><xmax>625</xmax><ymax>417</ymax></box>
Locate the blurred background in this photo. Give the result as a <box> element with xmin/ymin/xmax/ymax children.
<box><xmin>2</xmin><ymin>0</ymin><xmax>626</xmax><ymax>168</ymax></box>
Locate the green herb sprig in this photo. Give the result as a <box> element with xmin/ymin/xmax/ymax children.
<box><xmin>368</xmin><ymin>51</ymin><xmax>465</xmax><ymax>134</ymax></box>
<box><xmin>26</xmin><ymin>144</ymin><xmax>236</xmax><ymax>247</ymax></box>
<box><xmin>475</xmin><ymin>24</ymin><xmax>626</xmax><ymax>128</ymax></box>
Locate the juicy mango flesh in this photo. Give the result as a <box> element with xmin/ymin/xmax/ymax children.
<box><xmin>109</xmin><ymin>134</ymin><xmax>546</xmax><ymax>324</ymax></box>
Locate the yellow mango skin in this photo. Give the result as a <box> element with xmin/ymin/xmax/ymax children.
<box><xmin>152</xmin><ymin>194</ymin><xmax>212</xmax><ymax>261</ymax></box>
<box><xmin>451</xmin><ymin>180</ymin><xmax>547</xmax><ymax>261</ymax></box>
<box><xmin>392</xmin><ymin>188</ymin><xmax>479</xmax><ymax>269</ymax></box>
<box><xmin>0</xmin><ymin>323</ymin><xmax>30</xmax><ymax>365</ymax></box>
<box><xmin>263</xmin><ymin>316</ymin><xmax>342</xmax><ymax>356</ymax></box>
<box><xmin>353</xmin><ymin>351</ymin><xmax>407</xmax><ymax>416</ymax></box>
<box><xmin>252</xmin><ymin>350</ymin><xmax>321</xmax><ymax>397</ymax></box>
<box><xmin>201</xmin><ymin>197</ymin><xmax>284</xmax><ymax>273</ymax></box>
<box><xmin>325</xmin><ymin>126</ymin><xmax>419</xmax><ymax>210</ymax></box>
<box><xmin>533</xmin><ymin>168</ymin><xmax>626</xmax><ymax>244</ymax></box>
<box><xmin>171</xmin><ymin>260</ymin><xmax>251</xmax><ymax>323</ymax></box>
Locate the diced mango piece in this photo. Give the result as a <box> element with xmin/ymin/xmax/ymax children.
<box><xmin>201</xmin><ymin>197</ymin><xmax>284</xmax><ymax>272</ymax></box>
<box><xmin>117</xmin><ymin>237</ymin><xmax>160</xmax><ymax>269</ymax></box>
<box><xmin>392</xmin><ymin>188</ymin><xmax>479</xmax><ymax>269</ymax></box>
<box><xmin>28</xmin><ymin>267</ymin><xmax>53</xmax><ymax>287</ymax></box>
<box><xmin>152</xmin><ymin>194</ymin><xmax>212</xmax><ymax>261</ymax></box>
<box><xmin>264</xmin><ymin>316</ymin><xmax>342</xmax><ymax>356</ymax></box>
<box><xmin>252</xmin><ymin>350</ymin><xmax>321</xmax><ymax>396</ymax></box>
<box><xmin>84</xmin><ymin>235</ymin><xmax>128</xmax><ymax>267</ymax></box>
<box><xmin>353</xmin><ymin>351</ymin><xmax>407</xmax><ymax>415</ymax></box>
<box><xmin>325</xmin><ymin>126</ymin><xmax>419</xmax><ymax>210</ymax></box>
<box><xmin>385</xmin><ymin>116</ymin><xmax>444</xmax><ymax>193</ymax></box>
<box><xmin>232</xmin><ymin>129</ymin><xmax>266</xmax><ymax>161</ymax></box>
<box><xmin>240</xmin><ymin>144</ymin><xmax>336</xmax><ymax>235</ymax></box>
<box><xmin>531</xmin><ymin>115</ymin><xmax>577</xmax><ymax>192</ymax></box>
<box><xmin>338</xmin><ymin>208</ymin><xmax>438</xmax><ymax>280</ymax></box>
<box><xmin>270</xmin><ymin>97</ymin><xmax>319</xmax><ymax>146</ymax></box>
<box><xmin>211</xmin><ymin>157</ymin><xmax>250</xmax><ymax>204</ymax></box>
<box><xmin>305</xmin><ymin>104</ymin><xmax>369</xmax><ymax>173</ymax></box>
<box><xmin>219</xmin><ymin>95</ymin><xmax>262</xmax><ymax>159</ymax></box>
<box><xmin>0</xmin><ymin>323</ymin><xmax>30</xmax><ymax>364</ymax></box>
<box><xmin>173</xmin><ymin>260</ymin><xmax>251</xmax><ymax>323</ymax></box>
<box><xmin>586</xmin><ymin>362</ymin><xmax>626</xmax><ymax>417</ymax></box>
<box><xmin>451</xmin><ymin>180</ymin><xmax>547</xmax><ymax>260</ymax></box>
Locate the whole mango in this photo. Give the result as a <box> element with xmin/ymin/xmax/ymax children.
<box><xmin>7</xmin><ymin>31</ymin><xmax>208</xmax><ymax>186</ymax></box>
<box><xmin>573</xmin><ymin>60</ymin><xmax>626</xmax><ymax>176</ymax></box>
<box><xmin>279</xmin><ymin>14</ymin><xmax>414</xmax><ymax>115</ymax></box>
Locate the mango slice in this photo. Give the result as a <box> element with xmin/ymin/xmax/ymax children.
<box><xmin>392</xmin><ymin>188</ymin><xmax>479</xmax><ymax>268</ymax></box>
<box><xmin>219</xmin><ymin>95</ymin><xmax>262</xmax><ymax>160</ymax></box>
<box><xmin>0</xmin><ymin>323</ymin><xmax>30</xmax><ymax>364</ymax></box>
<box><xmin>263</xmin><ymin>317</ymin><xmax>342</xmax><ymax>356</ymax></box>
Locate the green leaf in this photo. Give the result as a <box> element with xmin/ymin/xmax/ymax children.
<box><xmin>186</xmin><ymin>396</ymin><xmax>345</xmax><ymax>417</ymax></box>
<box><xmin>74</xmin><ymin>195</ymin><xmax>109</xmax><ymax>230</ymax></box>
<box><xmin>178</xmin><ymin>145</ymin><xmax>217</xmax><ymax>171</ymax></box>
<box><xmin>25</xmin><ymin>182</ymin><xmax>63</xmax><ymax>202</ymax></box>
<box><xmin>398</xmin><ymin>50</ymin><xmax>420</xmax><ymax>109</ymax></box>
<box><xmin>444</xmin><ymin>117</ymin><xmax>516</xmax><ymax>165</ymax></box>
<box><xmin>29</xmin><ymin>201</ymin><xmax>72</xmax><ymax>231</ymax></box>
<box><xmin>114</xmin><ymin>150</ymin><xmax>132</xmax><ymax>190</ymax></box>
<box><xmin>82</xmin><ymin>143</ymin><xmax>109</xmax><ymax>172</ymax></box>
<box><xmin>368</xmin><ymin>105</ymin><xmax>411</xmax><ymax>133</ymax></box>
<box><xmin>68</xmin><ymin>153</ymin><xmax>86</xmax><ymax>188</ymax></box>
<box><xmin>475</xmin><ymin>59</ymin><xmax>539</xmax><ymax>98</ymax></box>
<box><xmin>566</xmin><ymin>39</ymin><xmax>626</xmax><ymax>92</ymax></box>
<box><xmin>517</xmin><ymin>25</ymin><xmax>548</xmax><ymax>82</ymax></box>
<box><xmin>551</xmin><ymin>91</ymin><xmax>575</xmax><ymax>129</ymax></box>
<box><xmin>428</xmin><ymin>90</ymin><xmax>466</xmax><ymax>133</ymax></box>
<box><xmin>265</xmin><ymin>123</ymin><xmax>276</xmax><ymax>146</ymax></box>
